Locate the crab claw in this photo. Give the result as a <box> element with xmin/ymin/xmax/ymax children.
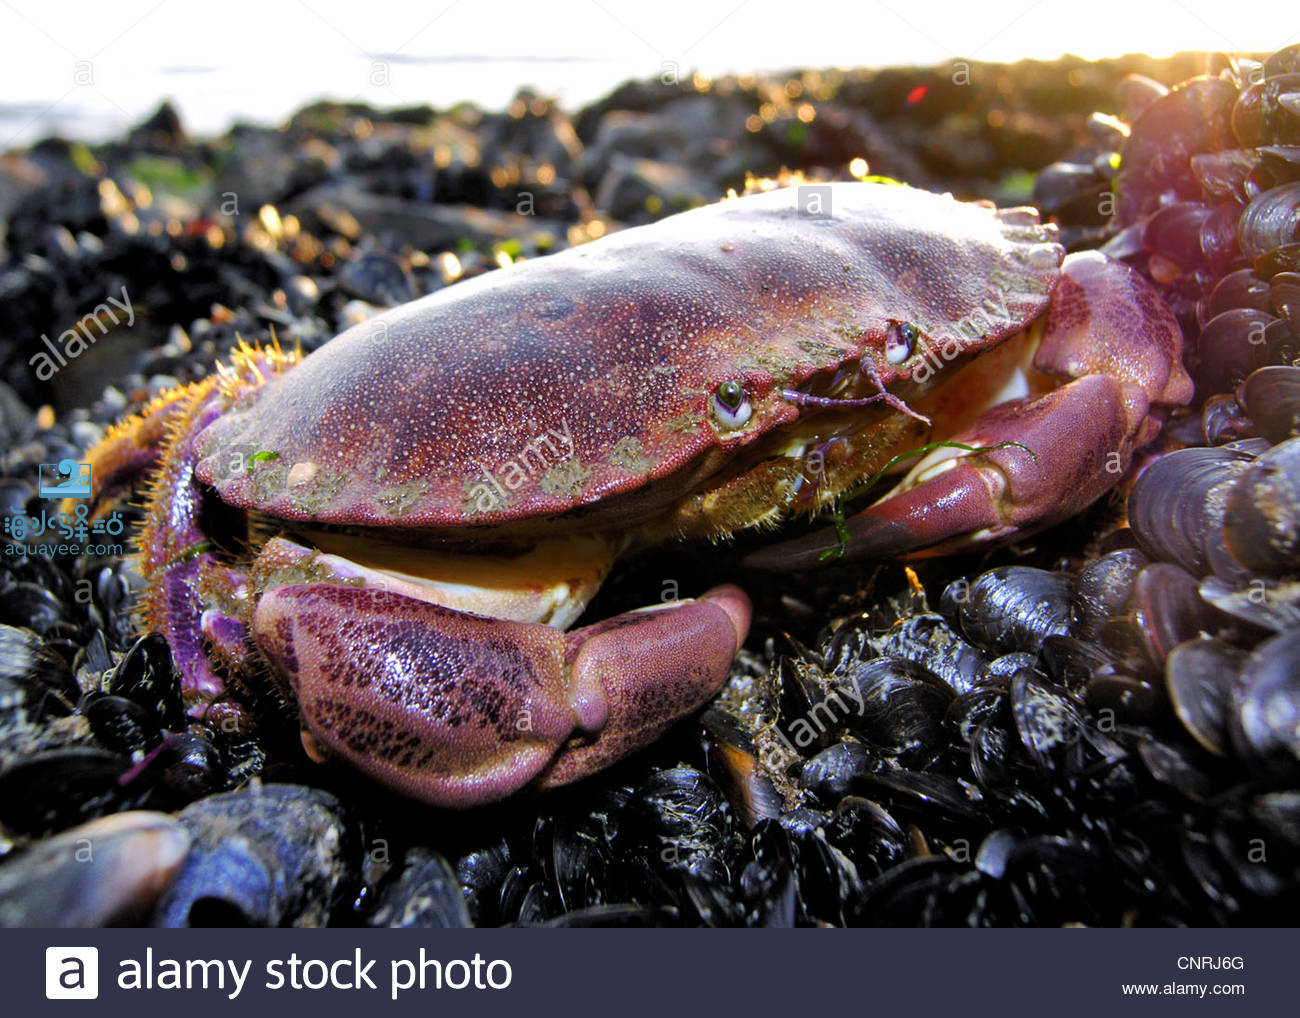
<box><xmin>251</xmin><ymin>584</ymin><xmax>749</xmax><ymax>808</ymax></box>
<box><xmin>748</xmin><ymin>251</ymin><xmax>1192</xmax><ymax>569</ymax></box>
<box><xmin>747</xmin><ymin>375</ymin><xmax>1136</xmax><ymax>568</ymax></box>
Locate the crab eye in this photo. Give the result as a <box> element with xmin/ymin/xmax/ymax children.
<box><xmin>712</xmin><ymin>380</ymin><xmax>752</xmax><ymax>429</ymax></box>
<box><xmin>886</xmin><ymin>321</ymin><xmax>920</xmax><ymax>364</ymax></box>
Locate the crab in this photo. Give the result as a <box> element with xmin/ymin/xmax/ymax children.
<box><xmin>85</xmin><ymin>181</ymin><xmax>1192</xmax><ymax>807</ymax></box>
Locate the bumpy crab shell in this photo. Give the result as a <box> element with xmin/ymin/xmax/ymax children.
<box><xmin>193</xmin><ymin>182</ymin><xmax>1062</xmax><ymax>531</ymax></box>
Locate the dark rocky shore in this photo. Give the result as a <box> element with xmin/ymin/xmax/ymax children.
<box><xmin>1</xmin><ymin>52</ymin><xmax>1296</xmax><ymax>927</ymax></box>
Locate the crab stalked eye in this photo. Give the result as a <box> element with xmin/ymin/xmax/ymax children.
<box><xmin>712</xmin><ymin>379</ymin><xmax>752</xmax><ymax>429</ymax></box>
<box><xmin>885</xmin><ymin>320</ymin><xmax>920</xmax><ymax>364</ymax></box>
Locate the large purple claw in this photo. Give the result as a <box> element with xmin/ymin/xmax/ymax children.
<box><xmin>252</xmin><ymin>583</ymin><xmax>750</xmax><ymax>808</ymax></box>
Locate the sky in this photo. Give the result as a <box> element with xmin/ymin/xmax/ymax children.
<box><xmin>1</xmin><ymin>0</ymin><xmax>1297</xmax><ymax>147</ymax></box>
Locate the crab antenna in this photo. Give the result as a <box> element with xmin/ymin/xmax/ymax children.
<box><xmin>780</xmin><ymin>389</ymin><xmax>931</xmax><ymax>426</ymax></box>
<box><xmin>780</xmin><ymin>356</ymin><xmax>931</xmax><ymax>426</ymax></box>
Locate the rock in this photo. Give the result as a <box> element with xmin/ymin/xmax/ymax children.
<box><xmin>593</xmin><ymin>155</ymin><xmax>708</xmax><ymax>223</ymax></box>
<box><xmin>288</xmin><ymin>182</ymin><xmax>549</xmax><ymax>249</ymax></box>
<box><xmin>128</xmin><ymin>101</ymin><xmax>189</xmax><ymax>152</ymax></box>
<box><xmin>0</xmin><ymin>380</ymin><xmax>34</xmax><ymax>447</ymax></box>
<box><xmin>339</xmin><ymin>250</ymin><xmax>417</xmax><ymax>306</ymax></box>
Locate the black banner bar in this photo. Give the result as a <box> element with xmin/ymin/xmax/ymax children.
<box><xmin>14</xmin><ymin>928</ymin><xmax>1281</xmax><ymax>1016</ymax></box>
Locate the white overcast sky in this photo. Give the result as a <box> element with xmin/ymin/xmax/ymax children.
<box><xmin>1</xmin><ymin>0</ymin><xmax>1297</xmax><ymax>146</ymax></box>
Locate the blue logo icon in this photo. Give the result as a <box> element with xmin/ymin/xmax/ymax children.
<box><xmin>39</xmin><ymin>459</ymin><xmax>91</xmax><ymax>499</ymax></box>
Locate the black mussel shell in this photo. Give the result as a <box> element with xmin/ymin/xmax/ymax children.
<box><xmin>871</xmin><ymin>613</ymin><xmax>987</xmax><ymax>695</ymax></box>
<box><xmin>946</xmin><ymin>686</ymin><xmax>1007</xmax><ymax>745</ymax></box>
<box><xmin>835</xmin><ymin>656</ymin><xmax>954</xmax><ymax>768</ymax></box>
<box><xmin>1072</xmin><ymin>548</ymin><xmax>1149</xmax><ymax>640</ymax></box>
<box><xmin>156</xmin><ymin>730</ymin><xmax>225</xmax><ymax>802</ymax></box>
<box><xmin>732</xmin><ymin>820</ymin><xmax>796</xmax><ymax>927</ymax></box>
<box><xmin>1229</xmin><ymin>629</ymin><xmax>1300</xmax><ymax>774</ymax></box>
<box><xmin>1087</xmin><ymin>111</ymin><xmax>1128</xmax><ymax>150</ymax></box>
<box><xmin>952</xmin><ymin>567</ymin><xmax>1072</xmax><ymax>655</ymax></box>
<box><xmin>777</xmin><ymin>810</ymin><xmax>864</xmax><ymax>926</ymax></box>
<box><xmin>80</xmin><ymin>692</ymin><xmax>162</xmax><ymax>756</ymax></box>
<box><xmin>1200</xmin><ymin>574</ymin><xmax>1300</xmax><ymax>632</ymax></box>
<box><xmin>1010</xmin><ymin>669</ymin><xmax>1109</xmax><ymax>774</ymax></box>
<box><xmin>1131</xmin><ymin>562</ymin><xmax>1234</xmax><ymax>666</ymax></box>
<box><xmin>0</xmin><ymin>747</ymin><xmax>137</xmax><ymax>836</ymax></box>
<box><xmin>1128</xmin><ymin>446</ymin><xmax>1253</xmax><ymax>574</ymax></box>
<box><xmin>1166</xmin><ymin>637</ymin><xmax>1247</xmax><ymax>755</ymax></box>
<box><xmin>1255</xmin><ymin>241</ymin><xmax>1300</xmax><ymax>276</ymax></box>
<box><xmin>153</xmin><ymin>784</ymin><xmax>355</xmax><ymax>927</ymax></box>
<box><xmin>1040</xmin><ymin>635</ymin><xmax>1110</xmax><ymax>693</ymax></box>
<box><xmin>1222</xmin><ymin>436</ymin><xmax>1273</xmax><ymax>457</ymax></box>
<box><xmin>1202</xmin><ymin>393</ymin><xmax>1254</xmax><ymax>445</ymax></box>
<box><xmin>0</xmin><ymin>622</ymin><xmax>78</xmax><ymax>712</ymax></box>
<box><xmin>105</xmin><ymin>633</ymin><xmax>185</xmax><ymax>732</ymax></box>
<box><xmin>533</xmin><ymin>813</ymin><xmax>607</xmax><ymax>917</ymax></box>
<box><xmin>968</xmin><ymin>714</ymin><xmax>1015</xmax><ymax>792</ymax></box>
<box><xmin>1197</xmin><ymin>308</ymin><xmax>1282</xmax><ymax>388</ymax></box>
<box><xmin>1190</xmin><ymin>150</ymin><xmax>1258</xmax><ymax>205</ymax></box>
<box><xmin>0</xmin><ymin>811</ymin><xmax>189</xmax><ymax>927</ymax></box>
<box><xmin>1203</xmin><ymin>473</ymin><xmax>1258</xmax><ymax>586</ymax></box>
<box><xmin>1203</xmin><ymin>202</ymin><xmax>1245</xmax><ymax>268</ymax></box>
<box><xmin>1239</xmin><ymin>181</ymin><xmax>1300</xmax><ymax>261</ymax></box>
<box><xmin>800</xmin><ymin>739</ymin><xmax>875</xmax><ymax>803</ymax></box>
<box><xmin>1209</xmin><ymin>812</ymin><xmax>1295</xmax><ymax>901</ymax></box>
<box><xmin>1259</xmin><ymin>146</ymin><xmax>1300</xmax><ymax>188</ymax></box>
<box><xmin>700</xmin><ymin>706</ymin><xmax>784</xmax><ymax>827</ymax></box>
<box><xmin>0</xmin><ymin>582</ymin><xmax>68</xmax><ymax>636</ymax></box>
<box><xmin>1250</xmin><ymin>790</ymin><xmax>1300</xmax><ymax>847</ymax></box>
<box><xmin>1117</xmin><ymin>77</ymin><xmax>1237</xmax><ymax>226</ymax></box>
<box><xmin>1138</xmin><ymin>735</ymin><xmax>1219</xmax><ymax>801</ymax></box>
<box><xmin>856</xmin><ymin>769</ymin><xmax>984</xmax><ymax>829</ymax></box>
<box><xmin>1271</xmin><ymin>271</ymin><xmax>1300</xmax><ymax>330</ymax></box>
<box><xmin>624</xmin><ymin>766</ymin><xmax>733</xmax><ymax>875</ymax></box>
<box><xmin>1085</xmin><ymin>671</ymin><xmax>1163</xmax><ymax>723</ymax></box>
<box><xmin>1199</xmin><ymin>267</ymin><xmax>1271</xmax><ymax>326</ymax></box>
<box><xmin>1223</xmin><ymin>437</ymin><xmax>1300</xmax><ymax>574</ymax></box>
<box><xmin>1032</xmin><ymin>160</ymin><xmax>1107</xmax><ymax>220</ymax></box>
<box><xmin>1144</xmin><ymin>201</ymin><xmax>1217</xmax><ymax>267</ymax></box>
<box><xmin>1233</xmin><ymin>73</ymin><xmax>1300</xmax><ymax>148</ymax></box>
<box><xmin>853</xmin><ymin>854</ymin><xmax>972</xmax><ymax>926</ymax></box>
<box><xmin>1265</xmin><ymin>44</ymin><xmax>1300</xmax><ymax>78</ymax></box>
<box><xmin>456</xmin><ymin>839</ymin><xmax>512</xmax><ymax>927</ymax></box>
<box><xmin>827</xmin><ymin>796</ymin><xmax>908</xmax><ymax>876</ymax></box>
<box><xmin>1116</xmin><ymin>73</ymin><xmax>1167</xmax><ymax>123</ymax></box>
<box><xmin>978</xmin><ymin>652</ymin><xmax>1040</xmax><ymax>687</ymax></box>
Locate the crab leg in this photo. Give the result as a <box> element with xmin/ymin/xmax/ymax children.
<box><xmin>251</xmin><ymin>583</ymin><xmax>750</xmax><ymax>808</ymax></box>
<box><xmin>105</xmin><ymin>381</ymin><xmax>251</xmax><ymax>701</ymax></box>
<box><xmin>750</xmin><ymin>251</ymin><xmax>1194</xmax><ymax>567</ymax></box>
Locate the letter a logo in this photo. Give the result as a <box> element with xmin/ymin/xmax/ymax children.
<box><xmin>45</xmin><ymin>947</ymin><xmax>99</xmax><ymax>999</ymax></box>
